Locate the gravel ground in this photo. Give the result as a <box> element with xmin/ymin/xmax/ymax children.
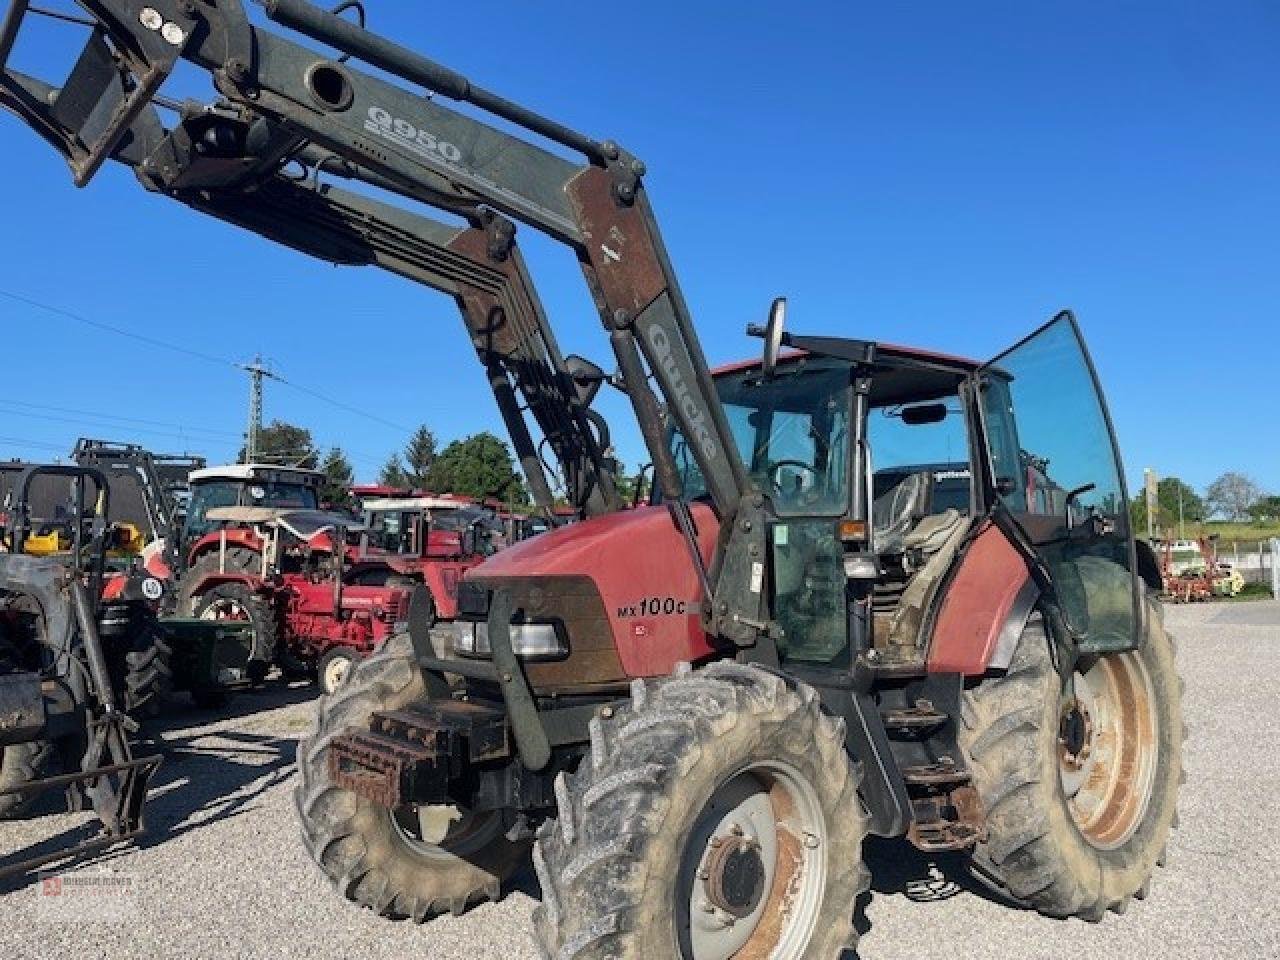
<box><xmin>1</xmin><ymin>601</ymin><xmax>1276</xmax><ymax>960</ymax></box>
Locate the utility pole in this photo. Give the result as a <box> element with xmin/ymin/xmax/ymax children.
<box><xmin>1144</xmin><ymin>468</ymin><xmax>1158</xmax><ymax>541</ymax></box>
<box><xmin>238</xmin><ymin>355</ymin><xmax>281</xmax><ymax>463</ymax></box>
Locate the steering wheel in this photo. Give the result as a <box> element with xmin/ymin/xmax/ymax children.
<box><xmin>766</xmin><ymin>460</ymin><xmax>820</xmax><ymax>499</ymax></box>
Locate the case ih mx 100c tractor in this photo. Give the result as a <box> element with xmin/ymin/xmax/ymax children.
<box><xmin>1</xmin><ymin>3</ymin><xmax>1183</xmax><ymax>956</ymax></box>
<box><xmin>169</xmin><ymin>463</ymin><xmax>415</xmax><ymax>688</ymax></box>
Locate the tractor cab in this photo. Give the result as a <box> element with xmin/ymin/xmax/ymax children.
<box><xmin>180</xmin><ymin>464</ymin><xmax>323</xmax><ymax>570</ymax></box>
<box><xmin>360</xmin><ymin>495</ymin><xmax>489</xmax><ymax>562</ymax></box>
<box><xmin>659</xmin><ymin>309</ymin><xmax>1143</xmax><ymax>672</ymax></box>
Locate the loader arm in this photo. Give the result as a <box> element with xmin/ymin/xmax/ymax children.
<box><xmin>0</xmin><ymin>0</ymin><xmax>771</xmax><ymax>643</ymax></box>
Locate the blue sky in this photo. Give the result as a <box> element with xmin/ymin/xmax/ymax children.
<box><xmin>1</xmin><ymin>1</ymin><xmax>1276</xmax><ymax>496</ymax></box>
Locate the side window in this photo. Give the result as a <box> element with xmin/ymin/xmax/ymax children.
<box><xmin>980</xmin><ymin>314</ymin><xmax>1139</xmax><ymax>652</ymax></box>
<box><xmin>184</xmin><ymin>483</ymin><xmax>238</xmax><ymax>540</ymax></box>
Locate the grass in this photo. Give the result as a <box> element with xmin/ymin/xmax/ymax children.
<box><xmin>1222</xmin><ymin>583</ymin><xmax>1276</xmax><ymax>602</ymax></box>
<box><xmin>1145</xmin><ymin>521</ymin><xmax>1280</xmax><ymax>543</ymax></box>
<box><xmin>1202</xmin><ymin>521</ymin><xmax>1280</xmax><ymax>543</ymax></box>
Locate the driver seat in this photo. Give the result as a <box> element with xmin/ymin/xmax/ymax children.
<box><xmin>871</xmin><ymin>471</ymin><xmax>933</xmax><ymax>555</ymax></box>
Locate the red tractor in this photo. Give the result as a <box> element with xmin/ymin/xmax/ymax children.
<box><xmin>356</xmin><ymin>495</ymin><xmax>492</xmax><ymax>611</ymax></box>
<box><xmin>165</xmin><ymin>464</ymin><xmax>414</xmax><ymax>690</ymax></box>
<box><xmin>3</xmin><ymin>6</ymin><xmax>1184</xmax><ymax>956</ymax></box>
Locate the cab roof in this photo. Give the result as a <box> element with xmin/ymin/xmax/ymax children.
<box><xmin>189</xmin><ymin>463</ymin><xmax>323</xmax><ymax>484</ymax></box>
<box><xmin>712</xmin><ymin>341</ymin><xmax>982</xmax><ymax>407</ymax></box>
<box><xmin>363</xmin><ymin>496</ymin><xmax>471</xmax><ymax>512</ymax></box>
<box><xmin>711</xmin><ymin>342</ymin><xmax>981</xmax><ymax>378</ymax></box>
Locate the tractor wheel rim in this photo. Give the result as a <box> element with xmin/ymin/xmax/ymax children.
<box><xmin>199</xmin><ymin>598</ymin><xmax>248</xmax><ymax>622</ymax></box>
<box><xmin>322</xmin><ymin>655</ymin><xmax>351</xmax><ymax>694</ymax></box>
<box><xmin>1059</xmin><ymin>650</ymin><xmax>1159</xmax><ymax>850</ymax></box>
<box><xmin>680</xmin><ymin>762</ymin><xmax>827</xmax><ymax>960</ymax></box>
<box><xmin>390</xmin><ymin>803</ymin><xmax>503</xmax><ymax>861</ymax></box>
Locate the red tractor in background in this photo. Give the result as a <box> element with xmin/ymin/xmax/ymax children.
<box><xmin>356</xmin><ymin>495</ymin><xmax>491</xmax><ymax>606</ymax></box>
<box><xmin>162</xmin><ymin>464</ymin><xmax>414</xmax><ymax>691</ymax></box>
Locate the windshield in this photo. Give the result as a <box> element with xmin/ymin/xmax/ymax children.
<box><xmin>184</xmin><ymin>480</ymin><xmax>319</xmax><ymax>540</ymax></box>
<box><xmin>667</xmin><ymin>361</ymin><xmax>851</xmax><ymax>516</ymax></box>
<box><xmin>365</xmin><ymin>509</ymin><xmax>417</xmax><ymax>554</ymax></box>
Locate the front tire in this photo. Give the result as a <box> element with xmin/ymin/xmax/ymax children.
<box><xmin>959</xmin><ymin>603</ymin><xmax>1184</xmax><ymax>919</ymax></box>
<box><xmin>317</xmin><ymin>645</ymin><xmax>358</xmax><ymax>696</ymax></box>
<box><xmin>295</xmin><ymin>633</ymin><xmax>528</xmax><ymax>919</ymax></box>
<box><xmin>533</xmin><ymin>661</ymin><xmax>868</xmax><ymax>960</ymax></box>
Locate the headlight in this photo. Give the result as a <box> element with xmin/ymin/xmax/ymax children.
<box><xmin>451</xmin><ymin>621</ymin><xmax>567</xmax><ymax>660</ymax></box>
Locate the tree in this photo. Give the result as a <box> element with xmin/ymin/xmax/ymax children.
<box><xmin>238</xmin><ymin>419</ymin><xmax>318</xmax><ymax>468</ymax></box>
<box><xmin>403</xmin><ymin>425</ymin><xmax>437</xmax><ymax>490</ymax></box>
<box><xmin>1205</xmin><ymin>472</ymin><xmax>1262</xmax><ymax>522</ymax></box>
<box><xmin>319</xmin><ymin>448</ymin><xmax>355</xmax><ymax>508</ymax></box>
<box><xmin>1246</xmin><ymin>494</ymin><xmax>1280</xmax><ymax>524</ymax></box>
<box><xmin>427</xmin><ymin>432</ymin><xmax>528</xmax><ymax>504</ymax></box>
<box><xmin>1129</xmin><ymin>476</ymin><xmax>1205</xmax><ymax>536</ymax></box>
<box><xmin>379</xmin><ymin>453</ymin><xmax>411</xmax><ymax>490</ymax></box>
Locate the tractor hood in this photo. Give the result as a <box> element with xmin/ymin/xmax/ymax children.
<box><xmin>473</xmin><ymin>503</ymin><xmax>718</xmax><ymax>579</ymax></box>
<box><xmin>464</xmin><ymin>503</ymin><xmax>721</xmax><ymax>679</ymax></box>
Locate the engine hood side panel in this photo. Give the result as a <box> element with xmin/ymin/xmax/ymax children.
<box><xmin>466</xmin><ymin>504</ymin><xmax>720</xmax><ymax>679</ymax></box>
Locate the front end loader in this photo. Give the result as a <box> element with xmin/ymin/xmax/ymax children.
<box><xmin>0</xmin><ymin>3</ymin><xmax>1183</xmax><ymax>955</ymax></box>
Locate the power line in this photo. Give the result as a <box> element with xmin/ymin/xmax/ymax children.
<box><xmin>0</xmin><ymin>288</ymin><xmax>238</xmax><ymax>368</ymax></box>
<box><xmin>0</xmin><ymin>435</ymin><xmax>70</xmax><ymax>455</ymax></box>
<box><xmin>0</xmin><ymin>404</ymin><xmax>229</xmax><ymax>447</ymax></box>
<box><xmin>274</xmin><ymin>376</ymin><xmax>409</xmax><ymax>432</ymax></box>
<box><xmin>0</xmin><ymin>398</ymin><xmax>241</xmax><ymax>441</ymax></box>
<box><xmin>1</xmin><ymin>288</ymin><xmax>413</xmax><ymax>435</ymax></box>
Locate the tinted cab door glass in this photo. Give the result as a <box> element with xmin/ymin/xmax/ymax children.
<box><xmin>979</xmin><ymin>313</ymin><xmax>1140</xmax><ymax>652</ymax></box>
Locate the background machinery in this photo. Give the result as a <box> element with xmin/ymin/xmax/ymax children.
<box><xmin>0</xmin><ymin>3</ymin><xmax>1184</xmax><ymax>957</ymax></box>
<box><xmin>172</xmin><ymin>463</ymin><xmax>414</xmax><ymax>688</ymax></box>
<box><xmin>0</xmin><ymin>465</ymin><xmax>160</xmax><ymax>877</ymax></box>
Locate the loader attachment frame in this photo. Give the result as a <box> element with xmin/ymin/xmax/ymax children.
<box><xmin>0</xmin><ymin>0</ymin><xmax>771</xmax><ymax>644</ymax></box>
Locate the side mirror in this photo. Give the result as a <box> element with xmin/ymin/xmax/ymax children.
<box><xmin>746</xmin><ymin>297</ymin><xmax>786</xmax><ymax>379</ymax></box>
<box><xmin>564</xmin><ymin>354</ymin><xmax>606</xmax><ymax>407</ymax></box>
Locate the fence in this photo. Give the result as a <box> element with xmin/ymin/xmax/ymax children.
<box><xmin>1219</xmin><ymin>539</ymin><xmax>1276</xmax><ymax>590</ymax></box>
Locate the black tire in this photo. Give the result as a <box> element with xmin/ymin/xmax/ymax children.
<box><xmin>184</xmin><ymin>559</ymin><xmax>278</xmax><ymax>682</ymax></box>
<box><xmin>275</xmin><ymin>637</ymin><xmax>313</xmax><ymax>682</ymax></box>
<box><xmin>317</xmin><ymin>644</ymin><xmax>359</xmax><ymax>696</ymax></box>
<box><xmin>533</xmin><ymin>661</ymin><xmax>868</xmax><ymax>960</ymax></box>
<box><xmin>0</xmin><ymin>740</ymin><xmax>56</xmax><ymax>819</ymax></box>
<box><xmin>295</xmin><ymin>633</ymin><xmax>528</xmax><ymax>919</ymax></box>
<box><xmin>123</xmin><ymin>613</ymin><xmax>174</xmax><ymax>720</ymax></box>
<box><xmin>959</xmin><ymin>604</ymin><xmax>1184</xmax><ymax>920</ymax></box>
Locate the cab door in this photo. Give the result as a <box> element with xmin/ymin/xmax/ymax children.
<box><xmin>977</xmin><ymin>312</ymin><xmax>1142</xmax><ymax>653</ymax></box>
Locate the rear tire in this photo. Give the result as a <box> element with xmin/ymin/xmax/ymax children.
<box><xmin>0</xmin><ymin>740</ymin><xmax>56</xmax><ymax>819</ymax></box>
<box><xmin>186</xmin><ymin>567</ymin><xmax>278</xmax><ymax>684</ymax></box>
<box><xmin>295</xmin><ymin>633</ymin><xmax>527</xmax><ymax>919</ymax></box>
<box><xmin>123</xmin><ymin>613</ymin><xmax>174</xmax><ymax>720</ymax></box>
<box><xmin>533</xmin><ymin>661</ymin><xmax>868</xmax><ymax>960</ymax></box>
<box><xmin>959</xmin><ymin>603</ymin><xmax>1184</xmax><ymax>919</ymax></box>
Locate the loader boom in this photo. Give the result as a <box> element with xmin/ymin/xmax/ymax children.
<box><xmin>0</xmin><ymin>0</ymin><xmax>771</xmax><ymax>643</ymax></box>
